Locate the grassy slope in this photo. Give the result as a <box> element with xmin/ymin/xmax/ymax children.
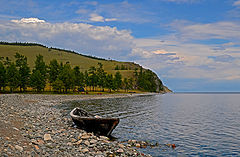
<box><xmin>0</xmin><ymin>45</ymin><xmax>140</xmax><ymax>78</ymax></box>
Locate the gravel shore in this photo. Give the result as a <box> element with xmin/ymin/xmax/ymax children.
<box><xmin>0</xmin><ymin>94</ymin><xmax>153</xmax><ymax>157</ymax></box>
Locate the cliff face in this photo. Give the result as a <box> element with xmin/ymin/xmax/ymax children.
<box><xmin>152</xmin><ymin>72</ymin><xmax>172</xmax><ymax>93</ymax></box>
<box><xmin>162</xmin><ymin>86</ymin><xmax>172</xmax><ymax>93</ymax></box>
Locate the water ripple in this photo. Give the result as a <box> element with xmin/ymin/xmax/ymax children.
<box><xmin>64</xmin><ymin>94</ymin><xmax>240</xmax><ymax>156</ymax></box>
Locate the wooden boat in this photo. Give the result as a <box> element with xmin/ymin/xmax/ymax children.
<box><xmin>70</xmin><ymin>107</ymin><xmax>120</xmax><ymax>136</ymax></box>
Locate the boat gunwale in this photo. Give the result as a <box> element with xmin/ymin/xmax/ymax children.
<box><xmin>70</xmin><ymin>107</ymin><xmax>120</xmax><ymax>121</ymax></box>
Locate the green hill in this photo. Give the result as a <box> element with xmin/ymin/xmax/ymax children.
<box><xmin>0</xmin><ymin>42</ymin><xmax>171</xmax><ymax>93</ymax></box>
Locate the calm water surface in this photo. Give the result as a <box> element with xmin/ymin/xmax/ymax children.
<box><xmin>63</xmin><ymin>93</ymin><xmax>240</xmax><ymax>156</ymax></box>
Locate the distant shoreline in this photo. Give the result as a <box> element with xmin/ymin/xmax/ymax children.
<box><xmin>20</xmin><ymin>92</ymin><xmax>159</xmax><ymax>105</ymax></box>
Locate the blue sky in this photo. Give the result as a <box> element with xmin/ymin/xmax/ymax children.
<box><xmin>1</xmin><ymin>0</ymin><xmax>240</xmax><ymax>92</ymax></box>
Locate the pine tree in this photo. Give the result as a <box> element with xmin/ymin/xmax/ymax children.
<box><xmin>58</xmin><ymin>63</ymin><xmax>75</xmax><ymax>93</ymax></box>
<box><xmin>73</xmin><ymin>66</ymin><xmax>84</xmax><ymax>92</ymax></box>
<box><xmin>30</xmin><ymin>70</ymin><xmax>45</xmax><ymax>92</ymax></box>
<box><xmin>15</xmin><ymin>53</ymin><xmax>30</xmax><ymax>92</ymax></box>
<box><xmin>0</xmin><ymin>61</ymin><xmax>6</xmax><ymax>91</ymax></box>
<box><xmin>88</xmin><ymin>66</ymin><xmax>98</xmax><ymax>91</ymax></box>
<box><xmin>114</xmin><ymin>71</ymin><xmax>122</xmax><ymax>91</ymax></box>
<box><xmin>52</xmin><ymin>78</ymin><xmax>64</xmax><ymax>93</ymax></box>
<box><xmin>123</xmin><ymin>78</ymin><xmax>129</xmax><ymax>92</ymax></box>
<box><xmin>3</xmin><ymin>57</ymin><xmax>11</xmax><ymax>67</ymax></box>
<box><xmin>128</xmin><ymin>78</ymin><xmax>133</xmax><ymax>90</ymax></box>
<box><xmin>106</xmin><ymin>74</ymin><xmax>114</xmax><ymax>92</ymax></box>
<box><xmin>34</xmin><ymin>54</ymin><xmax>47</xmax><ymax>78</ymax></box>
<box><xmin>84</xmin><ymin>70</ymin><xmax>89</xmax><ymax>92</ymax></box>
<box><xmin>48</xmin><ymin>59</ymin><xmax>60</xmax><ymax>90</ymax></box>
<box><xmin>30</xmin><ymin>54</ymin><xmax>47</xmax><ymax>92</ymax></box>
<box><xmin>96</xmin><ymin>63</ymin><xmax>106</xmax><ymax>91</ymax></box>
<box><xmin>6</xmin><ymin>63</ymin><xmax>19</xmax><ymax>92</ymax></box>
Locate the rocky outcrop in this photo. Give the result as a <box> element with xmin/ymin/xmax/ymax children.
<box><xmin>152</xmin><ymin>72</ymin><xmax>172</xmax><ymax>93</ymax></box>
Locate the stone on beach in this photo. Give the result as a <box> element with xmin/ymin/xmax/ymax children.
<box><xmin>74</xmin><ymin>140</ymin><xmax>82</xmax><ymax>145</ymax></box>
<box><xmin>15</xmin><ymin>145</ymin><xmax>23</xmax><ymax>152</ymax></box>
<box><xmin>135</xmin><ymin>143</ymin><xmax>141</xmax><ymax>148</ymax></box>
<box><xmin>81</xmin><ymin>134</ymin><xmax>91</xmax><ymax>139</ymax></box>
<box><xmin>90</xmin><ymin>139</ymin><xmax>97</xmax><ymax>144</ymax></box>
<box><xmin>99</xmin><ymin>136</ymin><xmax>109</xmax><ymax>140</ymax></box>
<box><xmin>44</xmin><ymin>134</ymin><xmax>52</xmax><ymax>141</ymax></box>
<box><xmin>116</xmin><ymin>148</ymin><xmax>124</xmax><ymax>153</ymax></box>
<box><xmin>84</xmin><ymin>140</ymin><xmax>90</xmax><ymax>146</ymax></box>
<box><xmin>82</xmin><ymin>148</ymin><xmax>89</xmax><ymax>153</ymax></box>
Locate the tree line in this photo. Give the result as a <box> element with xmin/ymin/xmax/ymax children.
<box><xmin>0</xmin><ymin>53</ymin><xmax>161</xmax><ymax>93</ymax></box>
<box><xmin>0</xmin><ymin>53</ymin><xmax>133</xmax><ymax>93</ymax></box>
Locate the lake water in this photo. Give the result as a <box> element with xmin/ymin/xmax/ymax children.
<box><xmin>63</xmin><ymin>93</ymin><xmax>240</xmax><ymax>156</ymax></box>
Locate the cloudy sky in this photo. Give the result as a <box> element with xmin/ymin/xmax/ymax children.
<box><xmin>1</xmin><ymin>0</ymin><xmax>240</xmax><ymax>92</ymax></box>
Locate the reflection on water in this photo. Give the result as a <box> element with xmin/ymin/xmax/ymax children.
<box><xmin>62</xmin><ymin>94</ymin><xmax>240</xmax><ymax>156</ymax></box>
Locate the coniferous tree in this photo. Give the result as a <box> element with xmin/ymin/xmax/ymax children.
<box><xmin>84</xmin><ymin>70</ymin><xmax>89</xmax><ymax>92</ymax></box>
<box><xmin>30</xmin><ymin>70</ymin><xmax>45</xmax><ymax>92</ymax></box>
<box><xmin>34</xmin><ymin>54</ymin><xmax>47</xmax><ymax>77</ymax></box>
<box><xmin>114</xmin><ymin>71</ymin><xmax>122</xmax><ymax>91</ymax></box>
<box><xmin>123</xmin><ymin>78</ymin><xmax>129</xmax><ymax>92</ymax></box>
<box><xmin>88</xmin><ymin>66</ymin><xmax>98</xmax><ymax>91</ymax></box>
<box><xmin>0</xmin><ymin>61</ymin><xmax>6</xmax><ymax>91</ymax></box>
<box><xmin>4</xmin><ymin>57</ymin><xmax>11</xmax><ymax>67</ymax></box>
<box><xmin>30</xmin><ymin>54</ymin><xmax>47</xmax><ymax>92</ymax></box>
<box><xmin>73</xmin><ymin>66</ymin><xmax>84</xmax><ymax>92</ymax></box>
<box><xmin>6</xmin><ymin>63</ymin><xmax>19</xmax><ymax>92</ymax></box>
<box><xmin>15</xmin><ymin>53</ymin><xmax>30</xmax><ymax>92</ymax></box>
<box><xmin>136</xmin><ymin>69</ymin><xmax>158</xmax><ymax>92</ymax></box>
<box><xmin>115</xmin><ymin>65</ymin><xmax>119</xmax><ymax>70</ymax></box>
<box><xmin>52</xmin><ymin>78</ymin><xmax>64</xmax><ymax>93</ymax></box>
<box><xmin>142</xmin><ymin>70</ymin><xmax>158</xmax><ymax>92</ymax></box>
<box><xmin>58</xmin><ymin>63</ymin><xmax>75</xmax><ymax>93</ymax></box>
<box><xmin>137</xmin><ymin>67</ymin><xmax>144</xmax><ymax>89</ymax></box>
<box><xmin>106</xmin><ymin>74</ymin><xmax>114</xmax><ymax>92</ymax></box>
<box><xmin>48</xmin><ymin>59</ymin><xmax>60</xmax><ymax>84</ymax></box>
<box><xmin>96</xmin><ymin>63</ymin><xmax>106</xmax><ymax>91</ymax></box>
<box><xmin>128</xmin><ymin>78</ymin><xmax>133</xmax><ymax>90</ymax></box>
<box><xmin>133</xmin><ymin>68</ymin><xmax>139</xmax><ymax>90</ymax></box>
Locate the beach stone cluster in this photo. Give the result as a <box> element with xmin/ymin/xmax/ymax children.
<box><xmin>0</xmin><ymin>94</ymin><xmax>151</xmax><ymax>157</ymax></box>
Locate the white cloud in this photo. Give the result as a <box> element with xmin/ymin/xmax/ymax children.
<box><xmin>105</xmin><ymin>18</ymin><xmax>117</xmax><ymax>22</ymax></box>
<box><xmin>88</xmin><ymin>13</ymin><xmax>117</xmax><ymax>22</ymax></box>
<box><xmin>11</xmin><ymin>18</ymin><xmax>45</xmax><ymax>23</ymax></box>
<box><xmin>170</xmin><ymin>20</ymin><xmax>240</xmax><ymax>41</ymax></box>
<box><xmin>152</xmin><ymin>49</ymin><xmax>176</xmax><ymax>55</ymax></box>
<box><xmin>2</xmin><ymin>18</ymin><xmax>133</xmax><ymax>59</ymax></box>
<box><xmin>88</xmin><ymin>1</ymin><xmax>151</xmax><ymax>23</ymax></box>
<box><xmin>89</xmin><ymin>13</ymin><xmax>104</xmax><ymax>22</ymax></box>
<box><xmin>74</xmin><ymin>1</ymin><xmax>152</xmax><ymax>23</ymax></box>
<box><xmin>132</xmin><ymin>37</ymin><xmax>240</xmax><ymax>81</ymax></box>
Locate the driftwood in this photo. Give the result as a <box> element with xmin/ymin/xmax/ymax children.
<box><xmin>70</xmin><ymin>107</ymin><xmax>120</xmax><ymax>136</ymax></box>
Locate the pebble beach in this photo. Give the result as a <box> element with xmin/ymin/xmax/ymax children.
<box><xmin>0</xmin><ymin>94</ymin><xmax>154</xmax><ymax>157</ymax></box>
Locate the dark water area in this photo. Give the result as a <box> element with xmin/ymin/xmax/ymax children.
<box><xmin>62</xmin><ymin>93</ymin><xmax>240</xmax><ymax>156</ymax></box>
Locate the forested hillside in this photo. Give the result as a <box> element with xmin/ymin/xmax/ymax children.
<box><xmin>0</xmin><ymin>42</ymin><xmax>170</xmax><ymax>93</ymax></box>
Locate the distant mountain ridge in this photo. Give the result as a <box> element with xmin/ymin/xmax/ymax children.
<box><xmin>0</xmin><ymin>42</ymin><xmax>171</xmax><ymax>93</ymax></box>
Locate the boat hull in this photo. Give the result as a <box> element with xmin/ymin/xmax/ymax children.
<box><xmin>70</xmin><ymin>108</ymin><xmax>119</xmax><ymax>136</ymax></box>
